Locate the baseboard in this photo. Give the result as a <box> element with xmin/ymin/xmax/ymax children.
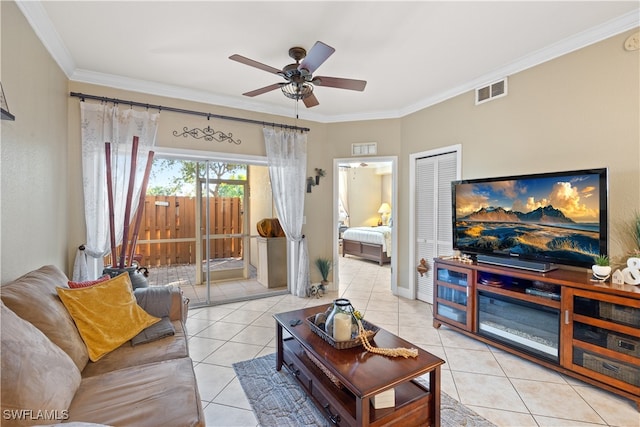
<box><xmin>396</xmin><ymin>286</ymin><xmax>413</xmax><ymax>300</ymax></box>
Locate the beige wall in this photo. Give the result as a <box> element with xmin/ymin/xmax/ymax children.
<box><xmin>344</xmin><ymin>167</ymin><xmax>392</xmax><ymax>226</ymax></box>
<box><xmin>1</xmin><ymin>1</ymin><xmax>69</xmax><ymax>283</ymax></box>
<box><xmin>381</xmin><ymin>174</ymin><xmax>392</xmax><ymax>210</ymax></box>
<box><xmin>2</xmin><ymin>1</ymin><xmax>638</xmax><ymax>292</ymax></box>
<box><xmin>248</xmin><ymin>165</ymin><xmax>274</xmax><ymax>268</ymax></box>
<box><xmin>395</xmin><ymin>28</ymin><xmax>640</xmax><ymax>290</ymax></box>
<box><xmin>346</xmin><ymin>167</ymin><xmax>382</xmax><ymax>226</ymax></box>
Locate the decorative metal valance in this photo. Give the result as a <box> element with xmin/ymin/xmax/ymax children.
<box><xmin>172</xmin><ymin>125</ymin><xmax>241</xmax><ymax>145</ymax></box>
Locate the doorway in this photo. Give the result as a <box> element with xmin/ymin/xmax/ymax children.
<box><xmin>333</xmin><ymin>157</ymin><xmax>398</xmax><ymax>293</ymax></box>
<box><xmin>140</xmin><ymin>152</ymin><xmax>288</xmax><ymax>306</ymax></box>
<box><xmin>197</xmin><ymin>173</ymin><xmax>248</xmax><ymax>284</ymax></box>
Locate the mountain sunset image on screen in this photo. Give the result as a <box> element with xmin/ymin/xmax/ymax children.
<box><xmin>452</xmin><ymin>169</ymin><xmax>607</xmax><ymax>268</ymax></box>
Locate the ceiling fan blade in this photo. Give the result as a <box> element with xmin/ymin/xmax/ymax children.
<box><xmin>312</xmin><ymin>76</ymin><xmax>367</xmax><ymax>91</ymax></box>
<box><xmin>229</xmin><ymin>54</ymin><xmax>282</xmax><ymax>75</ymax></box>
<box><xmin>303</xmin><ymin>93</ymin><xmax>319</xmax><ymax>108</ymax></box>
<box><xmin>242</xmin><ymin>83</ymin><xmax>282</xmax><ymax>97</ymax></box>
<box><xmin>298</xmin><ymin>41</ymin><xmax>335</xmax><ymax>74</ymax></box>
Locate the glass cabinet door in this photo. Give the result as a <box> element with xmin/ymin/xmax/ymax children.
<box><xmin>433</xmin><ymin>263</ymin><xmax>473</xmax><ymax>331</ymax></box>
<box><xmin>564</xmin><ymin>289</ymin><xmax>640</xmax><ymax>393</ymax></box>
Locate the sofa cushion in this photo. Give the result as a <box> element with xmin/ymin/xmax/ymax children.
<box><xmin>67</xmin><ymin>358</ymin><xmax>204</xmax><ymax>427</ymax></box>
<box><xmin>0</xmin><ymin>265</ymin><xmax>90</xmax><ymax>371</ymax></box>
<box><xmin>81</xmin><ymin>320</ymin><xmax>188</xmax><ymax>378</ymax></box>
<box><xmin>1</xmin><ymin>301</ymin><xmax>81</xmax><ymax>427</ymax></box>
<box><xmin>57</xmin><ymin>273</ymin><xmax>160</xmax><ymax>362</ymax></box>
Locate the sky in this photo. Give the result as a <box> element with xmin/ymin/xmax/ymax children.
<box><xmin>455</xmin><ymin>172</ymin><xmax>602</xmax><ymax>223</ymax></box>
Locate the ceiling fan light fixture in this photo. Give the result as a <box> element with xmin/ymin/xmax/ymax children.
<box><xmin>281</xmin><ymin>82</ymin><xmax>314</xmax><ymax>101</ymax></box>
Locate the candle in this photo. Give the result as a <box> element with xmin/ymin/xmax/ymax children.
<box><xmin>333</xmin><ymin>313</ymin><xmax>352</xmax><ymax>341</ymax></box>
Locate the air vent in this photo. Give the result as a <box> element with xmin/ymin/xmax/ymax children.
<box><xmin>475</xmin><ymin>78</ymin><xmax>508</xmax><ymax>105</ymax></box>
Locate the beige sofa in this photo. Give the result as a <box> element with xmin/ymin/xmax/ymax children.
<box><xmin>1</xmin><ymin>265</ymin><xmax>204</xmax><ymax>427</ymax></box>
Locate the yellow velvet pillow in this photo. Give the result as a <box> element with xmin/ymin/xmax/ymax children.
<box><xmin>57</xmin><ymin>273</ymin><xmax>160</xmax><ymax>361</ymax></box>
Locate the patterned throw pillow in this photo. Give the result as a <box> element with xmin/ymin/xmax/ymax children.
<box><xmin>67</xmin><ymin>274</ymin><xmax>110</xmax><ymax>289</ymax></box>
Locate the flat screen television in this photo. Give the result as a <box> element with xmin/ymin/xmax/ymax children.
<box><xmin>452</xmin><ymin>168</ymin><xmax>608</xmax><ymax>270</ymax></box>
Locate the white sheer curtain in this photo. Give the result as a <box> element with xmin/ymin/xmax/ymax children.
<box><xmin>75</xmin><ymin>102</ymin><xmax>159</xmax><ymax>280</ymax></box>
<box><xmin>339</xmin><ymin>167</ymin><xmax>350</xmax><ymax>226</ymax></box>
<box><xmin>263</xmin><ymin>127</ymin><xmax>309</xmax><ymax>297</ymax></box>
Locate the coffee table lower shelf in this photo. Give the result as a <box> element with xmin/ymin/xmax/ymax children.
<box><xmin>281</xmin><ymin>337</ymin><xmax>435</xmax><ymax>427</ymax></box>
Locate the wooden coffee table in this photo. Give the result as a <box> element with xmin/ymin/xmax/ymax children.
<box><xmin>274</xmin><ymin>305</ymin><xmax>445</xmax><ymax>427</ymax></box>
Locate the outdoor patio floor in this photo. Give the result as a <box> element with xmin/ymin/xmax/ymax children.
<box><xmin>146</xmin><ymin>259</ymin><xmax>287</xmax><ymax>306</ymax></box>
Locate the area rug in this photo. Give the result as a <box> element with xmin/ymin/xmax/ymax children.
<box><xmin>233</xmin><ymin>353</ymin><xmax>496</xmax><ymax>427</ymax></box>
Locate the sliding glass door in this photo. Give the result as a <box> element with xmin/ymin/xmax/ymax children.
<box><xmin>197</xmin><ymin>166</ymin><xmax>249</xmax><ymax>304</ymax></box>
<box><xmin>140</xmin><ymin>155</ymin><xmax>286</xmax><ymax>306</ymax></box>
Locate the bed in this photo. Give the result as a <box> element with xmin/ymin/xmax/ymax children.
<box><xmin>341</xmin><ymin>225</ymin><xmax>392</xmax><ymax>265</ymax></box>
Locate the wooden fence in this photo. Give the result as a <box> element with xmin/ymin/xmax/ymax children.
<box><xmin>106</xmin><ymin>195</ymin><xmax>243</xmax><ymax>267</ymax></box>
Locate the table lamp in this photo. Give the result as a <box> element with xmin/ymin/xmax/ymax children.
<box><xmin>378</xmin><ymin>203</ymin><xmax>391</xmax><ymax>226</ymax></box>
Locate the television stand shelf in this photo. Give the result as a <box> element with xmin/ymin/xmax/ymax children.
<box><xmin>433</xmin><ymin>258</ymin><xmax>640</xmax><ymax>410</ymax></box>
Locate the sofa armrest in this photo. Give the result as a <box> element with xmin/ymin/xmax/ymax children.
<box><xmin>134</xmin><ymin>287</ymin><xmax>188</xmax><ymax>323</ymax></box>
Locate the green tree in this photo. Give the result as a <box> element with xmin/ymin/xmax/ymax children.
<box><xmin>149</xmin><ymin>159</ymin><xmax>246</xmax><ymax>197</ymax></box>
<box><xmin>147</xmin><ymin>185</ymin><xmax>176</xmax><ymax>196</ymax></box>
<box><xmin>216</xmin><ymin>173</ymin><xmax>247</xmax><ymax>197</ymax></box>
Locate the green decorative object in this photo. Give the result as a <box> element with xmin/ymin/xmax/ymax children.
<box><xmin>592</xmin><ymin>254</ymin><xmax>611</xmax><ymax>281</ymax></box>
<box><xmin>594</xmin><ymin>254</ymin><xmax>610</xmax><ymax>266</ymax></box>
<box><xmin>632</xmin><ymin>211</ymin><xmax>640</xmax><ymax>254</ymax></box>
<box><xmin>315</xmin><ymin>257</ymin><xmax>332</xmax><ymax>283</ymax></box>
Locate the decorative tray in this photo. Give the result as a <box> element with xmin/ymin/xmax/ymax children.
<box><xmin>306</xmin><ymin>315</ymin><xmax>379</xmax><ymax>350</ymax></box>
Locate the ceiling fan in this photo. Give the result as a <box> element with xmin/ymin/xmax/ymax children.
<box><xmin>229</xmin><ymin>41</ymin><xmax>367</xmax><ymax>108</ymax></box>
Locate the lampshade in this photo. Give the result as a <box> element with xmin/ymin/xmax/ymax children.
<box><xmin>378</xmin><ymin>203</ymin><xmax>391</xmax><ymax>214</ymax></box>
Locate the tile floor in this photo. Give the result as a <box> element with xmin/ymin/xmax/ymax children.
<box><xmin>187</xmin><ymin>256</ymin><xmax>639</xmax><ymax>427</ymax></box>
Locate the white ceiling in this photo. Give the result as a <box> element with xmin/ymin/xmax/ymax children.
<box><xmin>17</xmin><ymin>1</ymin><xmax>639</xmax><ymax>123</ymax></box>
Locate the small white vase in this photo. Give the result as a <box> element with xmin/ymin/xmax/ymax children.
<box><xmin>592</xmin><ymin>265</ymin><xmax>611</xmax><ymax>280</ymax></box>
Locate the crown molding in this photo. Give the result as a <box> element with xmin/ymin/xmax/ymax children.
<box><xmin>17</xmin><ymin>2</ymin><xmax>639</xmax><ymax>123</ymax></box>
<box><xmin>398</xmin><ymin>9</ymin><xmax>640</xmax><ymax>118</ymax></box>
<box><xmin>69</xmin><ymin>68</ymin><xmax>327</xmax><ymax>122</ymax></box>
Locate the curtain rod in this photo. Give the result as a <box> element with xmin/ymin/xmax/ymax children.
<box><xmin>69</xmin><ymin>92</ymin><xmax>310</xmax><ymax>132</ymax></box>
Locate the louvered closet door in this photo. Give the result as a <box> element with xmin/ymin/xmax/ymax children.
<box><xmin>416</xmin><ymin>152</ymin><xmax>457</xmax><ymax>303</ymax></box>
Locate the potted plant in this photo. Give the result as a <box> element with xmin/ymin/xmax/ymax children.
<box><xmin>592</xmin><ymin>254</ymin><xmax>611</xmax><ymax>280</ymax></box>
<box><xmin>631</xmin><ymin>211</ymin><xmax>640</xmax><ymax>256</ymax></box>
<box><xmin>315</xmin><ymin>257</ymin><xmax>333</xmax><ymax>286</ymax></box>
